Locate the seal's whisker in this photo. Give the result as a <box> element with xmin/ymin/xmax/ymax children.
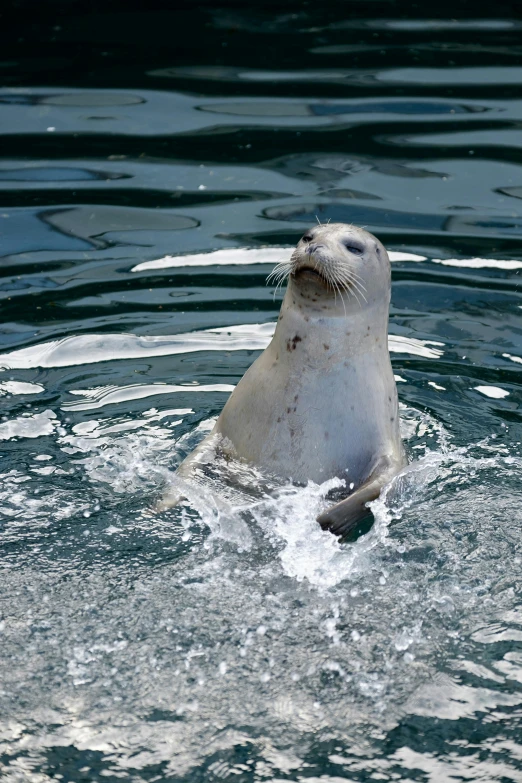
<box><xmin>270</xmin><ymin>255</ymin><xmax>291</xmax><ymax>276</ymax></box>
<box><xmin>267</xmin><ymin>266</ymin><xmax>292</xmax><ymax>300</ymax></box>
<box><xmin>345</xmin><ymin>274</ymin><xmax>368</xmax><ymax>304</ymax></box>
<box><xmin>267</xmin><ymin>260</ymin><xmax>291</xmax><ymax>278</ymax></box>
<box><xmin>324</xmin><ymin>267</ymin><xmax>337</xmax><ymax>302</ymax></box>
<box><xmin>338</xmin><ymin>281</ymin><xmax>348</xmax><ymax>316</ymax></box>
<box><xmin>332</xmin><ymin>277</ymin><xmax>347</xmax><ymax>316</ymax></box>
<box><xmin>337</xmin><ymin>266</ymin><xmax>368</xmax><ymax>300</ymax></box>
<box><xmin>348</xmin><ymin>282</ymin><xmax>363</xmax><ymax>309</ymax></box>
<box><xmin>338</xmin><ymin>267</ymin><xmax>365</xmax><ymax>293</ymax></box>
<box><xmin>353</xmin><ymin>281</ymin><xmax>368</xmax><ymax>298</ymax></box>
<box><xmin>331</xmin><ymin>263</ymin><xmax>348</xmax><ymax>288</ymax></box>
<box><xmin>269</xmin><ymin>268</ymin><xmax>284</xmax><ymax>283</ymax></box>
<box><xmin>273</xmin><ymin>279</ymin><xmax>286</xmax><ymax>300</ymax></box>
<box><xmin>336</xmin><ymin>268</ymin><xmax>366</xmax><ymax>306</ymax></box>
<box><xmin>324</xmin><ymin>266</ymin><xmax>337</xmax><ymax>296</ymax></box>
<box><xmin>266</xmin><ymin>262</ymin><xmax>291</xmax><ymax>286</ymax></box>
<box><xmin>277</xmin><ymin>264</ymin><xmax>292</xmax><ymax>281</ymax></box>
<box><xmin>269</xmin><ymin>276</ymin><xmax>287</xmax><ymax>295</ymax></box>
<box><xmin>335</xmin><ymin>267</ymin><xmax>354</xmax><ymax>287</ymax></box>
<box><xmin>352</xmin><ymin>281</ymin><xmax>368</xmax><ymax>304</ymax></box>
<box><xmin>338</xmin><ymin>265</ymin><xmax>366</xmax><ymax>288</ymax></box>
<box><xmin>331</xmin><ymin>276</ymin><xmax>339</xmax><ymax>296</ymax></box>
<box><xmin>348</xmin><ymin>270</ymin><xmax>367</xmax><ymax>290</ymax></box>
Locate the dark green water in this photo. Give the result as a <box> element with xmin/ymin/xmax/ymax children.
<box><xmin>2</xmin><ymin>1</ymin><xmax>522</xmax><ymax>780</ymax></box>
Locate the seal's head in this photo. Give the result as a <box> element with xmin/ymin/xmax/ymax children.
<box><xmin>268</xmin><ymin>223</ymin><xmax>390</xmax><ymax>313</ymax></box>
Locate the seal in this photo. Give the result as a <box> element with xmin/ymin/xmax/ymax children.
<box><xmin>162</xmin><ymin>223</ymin><xmax>406</xmax><ymax>537</ymax></box>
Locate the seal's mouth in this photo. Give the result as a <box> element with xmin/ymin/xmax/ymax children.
<box><xmin>292</xmin><ymin>266</ymin><xmax>329</xmax><ymax>286</ymax></box>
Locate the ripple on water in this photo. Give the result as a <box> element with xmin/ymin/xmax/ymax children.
<box><xmin>2</xmin><ymin>4</ymin><xmax>522</xmax><ymax>780</ymax></box>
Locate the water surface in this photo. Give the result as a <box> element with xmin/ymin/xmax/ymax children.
<box><xmin>1</xmin><ymin>2</ymin><xmax>522</xmax><ymax>781</ymax></box>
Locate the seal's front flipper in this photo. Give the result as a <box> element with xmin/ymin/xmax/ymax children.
<box><xmin>317</xmin><ymin>456</ymin><xmax>398</xmax><ymax>539</ymax></box>
<box><xmin>155</xmin><ymin>484</ymin><xmax>185</xmax><ymax>512</ymax></box>
<box><xmin>156</xmin><ymin>433</ymin><xmax>220</xmax><ymax>511</ymax></box>
<box><xmin>316</xmin><ymin>478</ymin><xmax>382</xmax><ymax>538</ymax></box>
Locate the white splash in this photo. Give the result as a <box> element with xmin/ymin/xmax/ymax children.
<box><xmin>0</xmin><ymin>410</ymin><xmax>58</xmax><ymax>441</ymax></box>
<box><xmin>249</xmin><ymin>478</ymin><xmax>389</xmax><ymax>589</ymax></box>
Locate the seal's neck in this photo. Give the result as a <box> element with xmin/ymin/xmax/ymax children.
<box><xmin>269</xmin><ymin>284</ymin><xmax>390</xmax><ymax>360</ymax></box>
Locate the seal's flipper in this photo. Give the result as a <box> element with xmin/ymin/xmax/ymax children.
<box><xmin>317</xmin><ymin>456</ymin><xmax>397</xmax><ymax>539</ymax></box>
<box><xmin>156</xmin><ymin>433</ymin><xmax>220</xmax><ymax>511</ymax></box>
<box><xmin>316</xmin><ymin>478</ymin><xmax>382</xmax><ymax>538</ymax></box>
<box><xmin>155</xmin><ymin>485</ymin><xmax>185</xmax><ymax>512</ymax></box>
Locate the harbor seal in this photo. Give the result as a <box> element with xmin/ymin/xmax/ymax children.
<box><xmin>162</xmin><ymin>223</ymin><xmax>406</xmax><ymax>537</ymax></box>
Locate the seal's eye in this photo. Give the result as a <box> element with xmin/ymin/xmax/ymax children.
<box><xmin>343</xmin><ymin>241</ymin><xmax>364</xmax><ymax>255</ymax></box>
<box><xmin>302</xmin><ymin>233</ymin><xmax>314</xmax><ymax>243</ymax></box>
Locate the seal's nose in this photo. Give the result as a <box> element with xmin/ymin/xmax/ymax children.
<box><xmin>308</xmin><ymin>242</ymin><xmax>322</xmax><ymax>254</ymax></box>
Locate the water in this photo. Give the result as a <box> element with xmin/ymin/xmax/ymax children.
<box><xmin>2</xmin><ymin>2</ymin><xmax>522</xmax><ymax>780</ymax></box>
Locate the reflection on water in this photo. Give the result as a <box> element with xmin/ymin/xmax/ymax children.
<box><xmin>1</xmin><ymin>2</ymin><xmax>522</xmax><ymax>781</ymax></box>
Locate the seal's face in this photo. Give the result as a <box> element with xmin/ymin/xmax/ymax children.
<box><xmin>268</xmin><ymin>223</ymin><xmax>390</xmax><ymax>311</ymax></box>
